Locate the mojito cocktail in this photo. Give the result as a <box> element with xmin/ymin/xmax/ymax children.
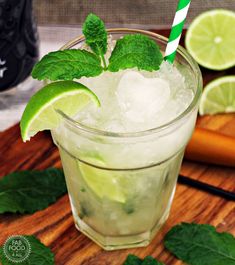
<box><xmin>20</xmin><ymin>14</ymin><xmax>202</xmax><ymax>250</ymax></box>
<box><xmin>51</xmin><ymin>29</ymin><xmax>202</xmax><ymax>250</ymax></box>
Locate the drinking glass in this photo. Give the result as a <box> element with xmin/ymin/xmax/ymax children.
<box><xmin>52</xmin><ymin>29</ymin><xmax>202</xmax><ymax>250</ymax></box>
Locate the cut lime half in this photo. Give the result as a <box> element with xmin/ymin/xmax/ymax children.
<box><xmin>78</xmin><ymin>158</ymin><xmax>127</xmax><ymax>203</ymax></box>
<box><xmin>185</xmin><ymin>9</ymin><xmax>235</xmax><ymax>70</ymax></box>
<box><xmin>20</xmin><ymin>81</ymin><xmax>100</xmax><ymax>142</ymax></box>
<box><xmin>199</xmin><ymin>76</ymin><xmax>235</xmax><ymax>115</ymax></box>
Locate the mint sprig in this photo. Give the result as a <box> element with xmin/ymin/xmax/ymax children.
<box><xmin>32</xmin><ymin>14</ymin><xmax>163</xmax><ymax>82</ymax></box>
<box><xmin>164</xmin><ymin>223</ymin><xmax>235</xmax><ymax>265</ymax></box>
<box><xmin>0</xmin><ymin>168</ymin><xmax>67</xmax><ymax>214</ymax></box>
<box><xmin>108</xmin><ymin>34</ymin><xmax>163</xmax><ymax>72</ymax></box>
<box><xmin>82</xmin><ymin>13</ymin><xmax>108</xmax><ymax>68</ymax></box>
<box><xmin>0</xmin><ymin>235</ymin><xmax>54</xmax><ymax>265</ymax></box>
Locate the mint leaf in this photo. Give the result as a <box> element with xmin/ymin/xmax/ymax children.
<box><xmin>123</xmin><ymin>255</ymin><xmax>165</xmax><ymax>265</ymax></box>
<box><xmin>32</xmin><ymin>49</ymin><xmax>103</xmax><ymax>81</ymax></box>
<box><xmin>123</xmin><ymin>254</ymin><xmax>142</xmax><ymax>265</ymax></box>
<box><xmin>164</xmin><ymin>223</ymin><xmax>235</xmax><ymax>265</ymax></box>
<box><xmin>0</xmin><ymin>235</ymin><xmax>54</xmax><ymax>265</ymax></box>
<box><xmin>108</xmin><ymin>34</ymin><xmax>163</xmax><ymax>72</ymax></box>
<box><xmin>0</xmin><ymin>168</ymin><xmax>67</xmax><ymax>214</ymax></box>
<box><xmin>82</xmin><ymin>13</ymin><xmax>107</xmax><ymax>57</ymax></box>
<box><xmin>122</xmin><ymin>200</ymin><xmax>135</xmax><ymax>214</ymax></box>
<box><xmin>142</xmin><ymin>256</ymin><xmax>165</xmax><ymax>265</ymax></box>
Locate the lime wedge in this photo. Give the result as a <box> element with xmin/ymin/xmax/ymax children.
<box><xmin>185</xmin><ymin>10</ymin><xmax>235</xmax><ymax>70</ymax></box>
<box><xmin>199</xmin><ymin>76</ymin><xmax>235</xmax><ymax>115</ymax></box>
<box><xmin>20</xmin><ymin>81</ymin><xmax>100</xmax><ymax>142</ymax></box>
<box><xmin>78</xmin><ymin>159</ymin><xmax>126</xmax><ymax>203</ymax></box>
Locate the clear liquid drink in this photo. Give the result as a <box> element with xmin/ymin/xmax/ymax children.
<box><xmin>52</xmin><ymin>29</ymin><xmax>202</xmax><ymax>250</ymax></box>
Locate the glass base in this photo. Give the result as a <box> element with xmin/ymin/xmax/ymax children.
<box><xmin>74</xmin><ymin>210</ymin><xmax>170</xmax><ymax>251</ymax></box>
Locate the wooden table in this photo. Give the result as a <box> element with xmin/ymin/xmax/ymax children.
<box><xmin>0</xmin><ymin>29</ymin><xmax>234</xmax><ymax>265</ymax></box>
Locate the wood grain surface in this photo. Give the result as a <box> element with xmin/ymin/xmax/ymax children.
<box><xmin>0</xmin><ymin>29</ymin><xmax>234</xmax><ymax>265</ymax></box>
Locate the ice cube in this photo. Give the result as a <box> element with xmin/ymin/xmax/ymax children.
<box><xmin>116</xmin><ymin>71</ymin><xmax>170</xmax><ymax>123</ymax></box>
<box><xmin>157</xmin><ymin>61</ymin><xmax>186</xmax><ymax>96</ymax></box>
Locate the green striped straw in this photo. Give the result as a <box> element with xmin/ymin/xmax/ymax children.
<box><xmin>165</xmin><ymin>0</ymin><xmax>191</xmax><ymax>63</ymax></box>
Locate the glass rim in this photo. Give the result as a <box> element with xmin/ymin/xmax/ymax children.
<box><xmin>58</xmin><ymin>28</ymin><xmax>202</xmax><ymax>139</ymax></box>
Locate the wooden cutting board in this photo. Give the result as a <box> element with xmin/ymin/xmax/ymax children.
<box><xmin>0</xmin><ymin>29</ymin><xmax>234</xmax><ymax>265</ymax></box>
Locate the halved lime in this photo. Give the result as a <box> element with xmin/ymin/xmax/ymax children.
<box><xmin>199</xmin><ymin>76</ymin><xmax>235</xmax><ymax>115</ymax></box>
<box><xmin>78</xmin><ymin>159</ymin><xmax>126</xmax><ymax>203</ymax></box>
<box><xmin>20</xmin><ymin>81</ymin><xmax>100</xmax><ymax>142</ymax></box>
<box><xmin>185</xmin><ymin>10</ymin><xmax>235</xmax><ymax>70</ymax></box>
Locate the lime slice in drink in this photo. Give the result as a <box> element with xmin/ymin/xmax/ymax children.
<box><xmin>78</xmin><ymin>159</ymin><xmax>126</xmax><ymax>203</ymax></box>
<box><xmin>199</xmin><ymin>76</ymin><xmax>235</xmax><ymax>115</ymax></box>
<box><xmin>185</xmin><ymin>10</ymin><xmax>235</xmax><ymax>70</ymax></box>
<box><xmin>20</xmin><ymin>81</ymin><xmax>100</xmax><ymax>142</ymax></box>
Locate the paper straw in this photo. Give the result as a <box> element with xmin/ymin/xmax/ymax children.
<box><xmin>165</xmin><ymin>0</ymin><xmax>191</xmax><ymax>63</ymax></box>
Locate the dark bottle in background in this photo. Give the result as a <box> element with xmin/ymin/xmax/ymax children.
<box><xmin>0</xmin><ymin>0</ymin><xmax>39</xmax><ymax>91</ymax></box>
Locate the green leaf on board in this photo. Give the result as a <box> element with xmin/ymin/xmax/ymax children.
<box><xmin>0</xmin><ymin>235</ymin><xmax>54</xmax><ymax>265</ymax></box>
<box><xmin>164</xmin><ymin>222</ymin><xmax>235</xmax><ymax>265</ymax></box>
<box><xmin>123</xmin><ymin>254</ymin><xmax>142</xmax><ymax>265</ymax></box>
<box><xmin>123</xmin><ymin>254</ymin><xmax>165</xmax><ymax>265</ymax></box>
<box><xmin>142</xmin><ymin>256</ymin><xmax>165</xmax><ymax>265</ymax></box>
<box><xmin>0</xmin><ymin>168</ymin><xmax>67</xmax><ymax>214</ymax></box>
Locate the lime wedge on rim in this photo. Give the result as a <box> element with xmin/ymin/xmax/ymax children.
<box><xmin>199</xmin><ymin>76</ymin><xmax>235</xmax><ymax>115</ymax></box>
<box><xmin>20</xmin><ymin>81</ymin><xmax>100</xmax><ymax>142</ymax></box>
<box><xmin>78</xmin><ymin>158</ymin><xmax>126</xmax><ymax>203</ymax></box>
<box><xmin>185</xmin><ymin>9</ymin><xmax>235</xmax><ymax>70</ymax></box>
